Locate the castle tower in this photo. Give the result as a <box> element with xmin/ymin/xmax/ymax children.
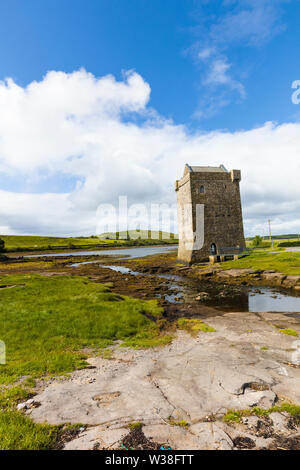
<box><xmin>175</xmin><ymin>164</ymin><xmax>245</xmax><ymax>264</ymax></box>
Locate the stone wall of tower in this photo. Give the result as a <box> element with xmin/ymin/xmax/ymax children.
<box><xmin>176</xmin><ymin>173</ymin><xmax>194</xmax><ymax>263</ymax></box>
<box><xmin>175</xmin><ymin>168</ymin><xmax>245</xmax><ymax>264</ymax></box>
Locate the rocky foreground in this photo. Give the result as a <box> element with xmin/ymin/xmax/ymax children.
<box><xmin>21</xmin><ymin>310</ymin><xmax>300</xmax><ymax>450</ymax></box>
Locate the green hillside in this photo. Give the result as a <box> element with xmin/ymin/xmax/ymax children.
<box><xmin>99</xmin><ymin>230</ymin><xmax>178</xmax><ymax>240</ymax></box>
<box><xmin>0</xmin><ymin>232</ymin><xmax>178</xmax><ymax>253</ymax></box>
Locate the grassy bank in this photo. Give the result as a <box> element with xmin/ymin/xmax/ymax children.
<box><xmin>0</xmin><ymin>273</ymin><xmax>172</xmax><ymax>449</ymax></box>
<box><xmin>220</xmin><ymin>251</ymin><xmax>300</xmax><ymax>275</ymax></box>
<box><xmin>0</xmin><ymin>273</ymin><xmax>171</xmax><ymax>384</ymax></box>
<box><xmin>245</xmin><ymin>237</ymin><xmax>300</xmax><ymax>249</ymax></box>
<box><xmin>0</xmin><ymin>234</ymin><xmax>178</xmax><ymax>253</ymax></box>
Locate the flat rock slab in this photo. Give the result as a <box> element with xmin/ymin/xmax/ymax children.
<box><xmin>63</xmin><ymin>422</ymin><xmax>233</xmax><ymax>450</ymax></box>
<box><xmin>216</xmin><ymin>269</ymin><xmax>258</xmax><ymax>278</ymax></box>
<box><xmin>27</xmin><ymin>311</ymin><xmax>300</xmax><ymax>449</ymax></box>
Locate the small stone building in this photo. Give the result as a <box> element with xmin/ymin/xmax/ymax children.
<box><xmin>175</xmin><ymin>164</ymin><xmax>245</xmax><ymax>264</ymax></box>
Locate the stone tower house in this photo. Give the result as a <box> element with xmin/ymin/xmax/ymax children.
<box><xmin>175</xmin><ymin>164</ymin><xmax>245</xmax><ymax>264</ymax></box>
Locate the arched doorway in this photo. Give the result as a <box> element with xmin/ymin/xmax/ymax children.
<box><xmin>210</xmin><ymin>243</ymin><xmax>217</xmax><ymax>255</ymax></box>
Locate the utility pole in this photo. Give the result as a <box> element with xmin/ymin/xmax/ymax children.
<box><xmin>268</xmin><ymin>220</ymin><xmax>273</xmax><ymax>248</ymax></box>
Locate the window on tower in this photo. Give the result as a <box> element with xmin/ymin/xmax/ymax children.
<box><xmin>199</xmin><ymin>185</ymin><xmax>205</xmax><ymax>194</ymax></box>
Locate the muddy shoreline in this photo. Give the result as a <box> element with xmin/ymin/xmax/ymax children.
<box><xmin>1</xmin><ymin>250</ymin><xmax>300</xmax><ymax>320</ymax></box>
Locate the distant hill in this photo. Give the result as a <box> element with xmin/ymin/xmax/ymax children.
<box><xmin>246</xmin><ymin>234</ymin><xmax>299</xmax><ymax>241</ymax></box>
<box><xmin>99</xmin><ymin>230</ymin><xmax>178</xmax><ymax>240</ymax></box>
<box><xmin>0</xmin><ymin>233</ymin><xmax>178</xmax><ymax>253</ymax></box>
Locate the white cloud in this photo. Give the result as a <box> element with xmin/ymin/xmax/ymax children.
<box><xmin>0</xmin><ymin>70</ymin><xmax>299</xmax><ymax>237</ymax></box>
<box><xmin>204</xmin><ymin>58</ymin><xmax>246</xmax><ymax>98</ymax></box>
<box><xmin>190</xmin><ymin>0</ymin><xmax>289</xmax><ymax>115</ymax></box>
<box><xmin>210</xmin><ymin>0</ymin><xmax>288</xmax><ymax>46</ymax></box>
<box><xmin>198</xmin><ymin>47</ymin><xmax>215</xmax><ymax>60</ymax></box>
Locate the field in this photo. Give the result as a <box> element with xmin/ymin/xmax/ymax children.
<box><xmin>0</xmin><ymin>232</ymin><xmax>178</xmax><ymax>253</ymax></box>
<box><xmin>221</xmin><ymin>250</ymin><xmax>300</xmax><ymax>275</ymax></box>
<box><xmin>246</xmin><ymin>236</ymin><xmax>300</xmax><ymax>248</ymax></box>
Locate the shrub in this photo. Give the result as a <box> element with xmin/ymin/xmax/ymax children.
<box><xmin>252</xmin><ymin>235</ymin><xmax>263</xmax><ymax>247</ymax></box>
<box><xmin>278</xmin><ymin>241</ymin><xmax>300</xmax><ymax>247</ymax></box>
<box><xmin>0</xmin><ymin>239</ymin><xmax>5</xmax><ymax>252</ymax></box>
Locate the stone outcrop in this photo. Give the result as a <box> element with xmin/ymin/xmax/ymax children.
<box><xmin>23</xmin><ymin>311</ymin><xmax>300</xmax><ymax>450</ymax></box>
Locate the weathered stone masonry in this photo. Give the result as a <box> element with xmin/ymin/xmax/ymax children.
<box><xmin>175</xmin><ymin>164</ymin><xmax>245</xmax><ymax>264</ymax></box>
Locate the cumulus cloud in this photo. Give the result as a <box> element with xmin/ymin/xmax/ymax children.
<box><xmin>0</xmin><ymin>69</ymin><xmax>299</xmax><ymax>237</ymax></box>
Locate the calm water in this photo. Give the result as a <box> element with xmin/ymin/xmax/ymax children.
<box><xmin>25</xmin><ymin>245</ymin><xmax>178</xmax><ymax>259</ymax></box>
<box><xmin>248</xmin><ymin>287</ymin><xmax>300</xmax><ymax>313</ymax></box>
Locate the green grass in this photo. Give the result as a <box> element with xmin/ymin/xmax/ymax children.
<box><xmin>177</xmin><ymin>318</ymin><xmax>216</xmax><ymax>336</ymax></box>
<box><xmin>0</xmin><ymin>234</ymin><xmax>123</xmax><ymax>251</ymax></box>
<box><xmin>127</xmin><ymin>422</ymin><xmax>142</xmax><ymax>430</ymax></box>
<box><xmin>170</xmin><ymin>419</ymin><xmax>188</xmax><ymax>428</ymax></box>
<box><xmin>0</xmin><ymin>273</ymin><xmax>171</xmax><ymax>384</ymax></box>
<box><xmin>0</xmin><ymin>386</ymin><xmax>61</xmax><ymax>450</ymax></box>
<box><xmin>223</xmin><ymin>402</ymin><xmax>300</xmax><ymax>424</ymax></box>
<box><xmin>0</xmin><ymin>410</ymin><xmax>60</xmax><ymax>450</ymax></box>
<box><xmin>0</xmin><ymin>233</ymin><xmax>178</xmax><ymax>253</ymax></box>
<box><xmin>220</xmin><ymin>251</ymin><xmax>300</xmax><ymax>275</ymax></box>
<box><xmin>278</xmin><ymin>328</ymin><xmax>299</xmax><ymax>337</ymax></box>
<box><xmin>0</xmin><ymin>273</ymin><xmax>174</xmax><ymax>449</ymax></box>
<box><xmin>0</xmin><ymin>385</ymin><xmax>82</xmax><ymax>450</ymax></box>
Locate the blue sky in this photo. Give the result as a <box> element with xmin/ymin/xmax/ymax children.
<box><xmin>1</xmin><ymin>0</ymin><xmax>300</xmax><ymax>130</ymax></box>
<box><xmin>0</xmin><ymin>0</ymin><xmax>300</xmax><ymax>236</ymax></box>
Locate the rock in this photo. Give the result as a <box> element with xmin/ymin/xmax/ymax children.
<box><xmin>63</xmin><ymin>426</ymin><xmax>128</xmax><ymax>450</ymax></box>
<box><xmin>143</xmin><ymin>424</ymin><xmax>205</xmax><ymax>450</ymax></box>
<box><xmin>216</xmin><ymin>269</ymin><xmax>257</xmax><ymax>279</ymax></box>
<box><xmin>261</xmin><ymin>272</ymin><xmax>286</xmax><ymax>284</ymax></box>
<box><xmin>269</xmin><ymin>412</ymin><xmax>289</xmax><ymax>434</ymax></box>
<box><xmin>26</xmin><ymin>311</ymin><xmax>300</xmax><ymax>450</ymax></box>
<box><xmin>242</xmin><ymin>416</ymin><xmax>260</xmax><ymax>430</ymax></box>
<box><xmin>282</xmin><ymin>276</ymin><xmax>300</xmax><ymax>288</ymax></box>
<box><xmin>23</xmin><ymin>398</ymin><xmax>41</xmax><ymax>409</ymax></box>
<box><xmin>17</xmin><ymin>403</ymin><xmax>27</xmax><ymax>410</ymax></box>
<box><xmin>218</xmin><ymin>423</ymin><xmax>274</xmax><ymax>450</ymax></box>
<box><xmin>196</xmin><ymin>270</ymin><xmax>214</xmax><ymax>280</ymax></box>
<box><xmin>27</xmin><ymin>356</ymin><xmax>174</xmax><ymax>425</ymax></box>
<box><xmin>233</xmin><ymin>435</ymin><xmax>256</xmax><ymax>449</ymax></box>
<box><xmin>171</xmin><ymin>408</ymin><xmax>190</xmax><ymax>423</ymax></box>
<box><xmin>189</xmin><ymin>422</ymin><xmax>233</xmax><ymax>450</ymax></box>
<box><xmin>242</xmin><ymin>390</ymin><xmax>277</xmax><ymax>409</ymax></box>
<box><xmin>195</xmin><ymin>292</ymin><xmax>209</xmax><ymax>301</ymax></box>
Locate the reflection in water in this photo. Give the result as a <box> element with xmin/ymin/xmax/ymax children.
<box><xmin>248</xmin><ymin>288</ymin><xmax>300</xmax><ymax>313</ymax></box>
<box><xmin>26</xmin><ymin>245</ymin><xmax>178</xmax><ymax>259</ymax></box>
<box><xmin>70</xmin><ymin>261</ymin><xmax>300</xmax><ymax>314</ymax></box>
